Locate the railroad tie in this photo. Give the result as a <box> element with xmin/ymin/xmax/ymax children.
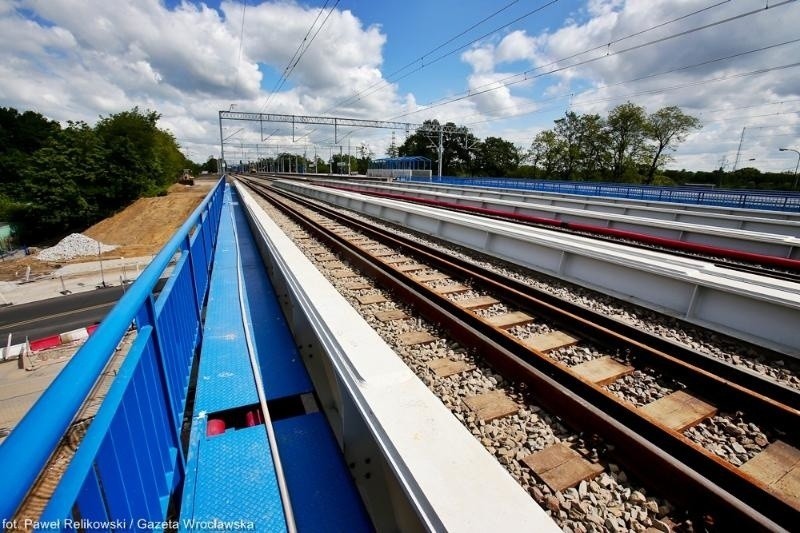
<box><xmin>357</xmin><ymin>294</ymin><xmax>387</xmax><ymax>305</ymax></box>
<box><xmin>740</xmin><ymin>440</ymin><xmax>800</xmax><ymax>510</ymax></box>
<box><xmin>374</xmin><ymin>309</ymin><xmax>407</xmax><ymax>322</ymax></box>
<box><xmin>457</xmin><ymin>295</ymin><xmax>500</xmax><ymax>310</ymax></box>
<box><xmin>398</xmin><ymin>331</ymin><xmax>437</xmax><ymax>346</ymax></box>
<box><xmin>487</xmin><ymin>311</ymin><xmax>535</xmax><ymax>329</ymax></box>
<box><xmin>413</xmin><ymin>273</ymin><xmax>450</xmax><ymax>283</ymax></box>
<box><xmin>435</xmin><ymin>284</ymin><xmax>471</xmax><ymax>295</ymax></box>
<box><xmin>570</xmin><ymin>356</ymin><xmax>635</xmax><ymax>386</ymax></box>
<box><xmin>523</xmin><ymin>443</ymin><xmax>603</xmax><ymax>493</ymax></box>
<box><xmin>463</xmin><ymin>390</ymin><xmax>519</xmax><ymax>422</ymax></box>
<box><xmin>345</xmin><ymin>282</ymin><xmax>372</xmax><ymax>290</ymax></box>
<box><xmin>396</xmin><ymin>263</ymin><xmax>428</xmax><ymax>273</ymax></box>
<box><xmin>638</xmin><ymin>390</ymin><xmax>716</xmax><ymax>432</ymax></box>
<box><xmin>427</xmin><ymin>358</ymin><xmax>475</xmax><ymax>378</ymax></box>
<box><xmin>523</xmin><ymin>330</ymin><xmax>579</xmax><ymax>353</ymax></box>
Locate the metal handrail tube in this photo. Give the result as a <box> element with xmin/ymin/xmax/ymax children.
<box><xmin>0</xmin><ymin>177</ymin><xmax>225</xmax><ymax>523</ymax></box>
<box><xmin>402</xmin><ymin>176</ymin><xmax>800</xmax><ymax>210</ymax></box>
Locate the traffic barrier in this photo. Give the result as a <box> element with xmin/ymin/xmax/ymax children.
<box><xmin>28</xmin><ymin>334</ymin><xmax>60</xmax><ymax>352</ymax></box>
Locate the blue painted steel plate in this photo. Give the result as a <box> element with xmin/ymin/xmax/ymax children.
<box><xmin>193</xmin><ymin>188</ymin><xmax>259</xmax><ymax>414</ymax></box>
<box><xmin>230</xmin><ymin>190</ymin><xmax>313</xmax><ymax>401</ymax></box>
<box><xmin>182</xmin><ymin>424</ymin><xmax>287</xmax><ymax>532</ymax></box>
<box><xmin>273</xmin><ymin>413</ymin><xmax>373</xmax><ymax>532</ymax></box>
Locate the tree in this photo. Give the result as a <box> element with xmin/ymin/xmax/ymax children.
<box><xmin>0</xmin><ymin>108</ymin><xmax>61</xmax><ymax>197</ymax></box>
<box><xmin>4</xmin><ymin>106</ymin><xmax>190</xmax><ymax>243</ymax></box>
<box><xmin>475</xmin><ymin>137</ymin><xmax>520</xmax><ymax>177</ymax></box>
<box><xmin>551</xmin><ymin>112</ymin><xmax>609</xmax><ymax>180</ymax></box>
<box><xmin>201</xmin><ymin>156</ymin><xmax>218</xmax><ymax>173</ymax></box>
<box><xmin>644</xmin><ymin>106</ymin><xmax>701</xmax><ymax>184</ymax></box>
<box><xmin>13</xmin><ymin>122</ymin><xmax>106</xmax><ymax>241</ymax></box>
<box><xmin>528</xmin><ymin>130</ymin><xmax>563</xmax><ymax>178</ymax></box>
<box><xmin>606</xmin><ymin>102</ymin><xmax>647</xmax><ymax>181</ymax></box>
<box><xmin>398</xmin><ymin>120</ymin><xmax>475</xmax><ymax>176</ymax></box>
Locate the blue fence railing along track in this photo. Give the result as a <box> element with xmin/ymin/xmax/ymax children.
<box><xmin>400</xmin><ymin>176</ymin><xmax>800</xmax><ymax>212</ymax></box>
<box><xmin>0</xmin><ymin>177</ymin><xmax>225</xmax><ymax>528</ymax></box>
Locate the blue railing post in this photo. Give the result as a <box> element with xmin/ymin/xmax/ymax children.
<box><xmin>0</xmin><ymin>177</ymin><xmax>225</xmax><ymax>524</ymax></box>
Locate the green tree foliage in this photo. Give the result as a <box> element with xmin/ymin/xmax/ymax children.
<box><xmin>643</xmin><ymin>106</ymin><xmax>702</xmax><ymax>184</ymax></box>
<box><xmin>526</xmin><ymin>103</ymin><xmax>700</xmax><ymax>183</ymax></box>
<box><xmin>475</xmin><ymin>137</ymin><xmax>520</xmax><ymax>177</ymax></box>
<box><xmin>0</xmin><ymin>107</ymin><xmax>61</xmax><ymax>198</ymax></box>
<box><xmin>606</xmin><ymin>102</ymin><xmax>648</xmax><ymax>181</ymax></box>
<box><xmin>398</xmin><ymin>120</ymin><xmax>476</xmax><ymax>176</ymax></box>
<box><xmin>1</xmin><ymin>106</ymin><xmax>193</xmax><ymax>243</ymax></box>
<box><xmin>201</xmin><ymin>156</ymin><xmax>218</xmax><ymax>173</ymax></box>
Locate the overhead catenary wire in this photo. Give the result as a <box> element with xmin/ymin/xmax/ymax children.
<box><xmin>233</xmin><ymin>1</ymin><xmax>248</xmax><ymax>93</ymax></box>
<box><xmin>326</xmin><ymin>0</ymin><xmax>525</xmax><ymax>112</ymax></box>
<box><xmin>318</xmin><ymin>0</ymin><xmax>779</xmax><ymax>145</ymax></box>
<box><xmin>457</xmin><ymin>37</ymin><xmax>800</xmax><ymax>126</ymax></box>
<box><xmin>259</xmin><ymin>0</ymin><xmax>339</xmax><ymax>112</ymax></box>
<box><xmin>389</xmin><ymin>0</ymin><xmax>796</xmax><ymax>122</ymax></box>
<box><xmin>333</xmin><ymin>0</ymin><xmax>562</xmax><ymax>111</ymax></box>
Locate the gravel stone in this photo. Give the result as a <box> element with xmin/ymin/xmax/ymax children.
<box><xmin>37</xmin><ymin>233</ymin><xmax>117</xmax><ymax>262</ymax></box>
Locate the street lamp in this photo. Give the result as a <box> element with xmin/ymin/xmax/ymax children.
<box><xmin>778</xmin><ymin>148</ymin><xmax>800</xmax><ymax>190</ymax></box>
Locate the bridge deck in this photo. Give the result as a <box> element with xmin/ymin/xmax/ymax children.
<box><xmin>180</xmin><ymin>185</ymin><xmax>370</xmax><ymax>531</ymax></box>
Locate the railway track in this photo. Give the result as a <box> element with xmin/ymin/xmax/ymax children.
<box><xmin>239</xmin><ymin>176</ymin><xmax>800</xmax><ymax>530</ymax></box>
<box><xmin>314</xmin><ymin>180</ymin><xmax>800</xmax><ymax>281</ymax></box>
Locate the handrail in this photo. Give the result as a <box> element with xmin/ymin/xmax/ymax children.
<box><xmin>0</xmin><ymin>177</ymin><xmax>225</xmax><ymax>523</ymax></box>
<box><xmin>399</xmin><ymin>176</ymin><xmax>800</xmax><ymax>211</ymax></box>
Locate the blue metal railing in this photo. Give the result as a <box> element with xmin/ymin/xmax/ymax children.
<box><xmin>0</xmin><ymin>177</ymin><xmax>225</xmax><ymax>526</ymax></box>
<box><xmin>398</xmin><ymin>177</ymin><xmax>800</xmax><ymax>212</ymax></box>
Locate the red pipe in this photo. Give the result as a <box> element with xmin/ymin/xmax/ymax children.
<box><xmin>206</xmin><ymin>418</ymin><xmax>226</xmax><ymax>436</ymax></box>
<box><xmin>245</xmin><ymin>409</ymin><xmax>263</xmax><ymax>427</ymax></box>
<box><xmin>315</xmin><ymin>183</ymin><xmax>800</xmax><ymax>271</ymax></box>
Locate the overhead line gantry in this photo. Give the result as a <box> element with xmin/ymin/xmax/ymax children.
<box><xmin>218</xmin><ymin>110</ymin><xmax>466</xmax><ymax>176</ymax></box>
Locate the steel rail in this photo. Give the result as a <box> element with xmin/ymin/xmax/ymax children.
<box><xmin>318</xmin><ymin>183</ymin><xmax>800</xmax><ymax>271</ymax></box>
<box><xmin>240</xmin><ymin>177</ymin><xmax>798</xmax><ymax>530</ymax></box>
<box><xmin>243</xmin><ymin>176</ymin><xmax>800</xmax><ymax>412</ymax></box>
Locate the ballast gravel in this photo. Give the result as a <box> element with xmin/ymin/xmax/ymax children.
<box><xmin>37</xmin><ymin>233</ymin><xmax>117</xmax><ymax>262</ymax></box>
<box><xmin>249</xmin><ymin>189</ymin><xmax>693</xmax><ymax>532</ymax></box>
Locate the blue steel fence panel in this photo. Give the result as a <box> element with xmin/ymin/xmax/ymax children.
<box><xmin>401</xmin><ymin>176</ymin><xmax>800</xmax><ymax>211</ymax></box>
<box><xmin>41</xmin><ymin>328</ymin><xmax>153</xmax><ymax>523</ymax></box>
<box><xmin>75</xmin><ymin>468</ymin><xmax>109</xmax><ymax>528</ymax></box>
<box><xmin>2</xmin><ymin>177</ymin><xmax>225</xmax><ymax>525</ymax></box>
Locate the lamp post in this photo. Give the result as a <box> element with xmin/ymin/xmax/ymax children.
<box><xmin>778</xmin><ymin>148</ymin><xmax>800</xmax><ymax>190</ymax></box>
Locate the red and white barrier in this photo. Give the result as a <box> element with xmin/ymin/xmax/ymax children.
<box><xmin>2</xmin><ymin>324</ymin><xmax>101</xmax><ymax>359</ymax></box>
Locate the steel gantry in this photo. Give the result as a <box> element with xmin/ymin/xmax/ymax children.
<box><xmin>218</xmin><ymin>110</ymin><xmax>465</xmax><ymax>177</ymax></box>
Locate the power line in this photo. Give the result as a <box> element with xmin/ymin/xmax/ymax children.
<box><xmin>349</xmin><ymin>0</ymin><xmax>562</xmax><ymax>106</ymax></box>
<box><xmin>259</xmin><ymin>1</ymin><xmax>339</xmax><ymax>112</ymax></box>
<box><xmin>326</xmin><ymin>0</ymin><xmax>527</xmax><ymax>112</ymax></box>
<box><xmin>389</xmin><ymin>0</ymin><xmax>796</xmax><ymax>121</ymax></box>
<box><xmin>458</xmin><ymin>37</ymin><xmax>800</xmax><ymax>126</ymax></box>
<box><xmin>234</xmin><ymin>1</ymin><xmax>248</xmax><ymax>93</ymax></box>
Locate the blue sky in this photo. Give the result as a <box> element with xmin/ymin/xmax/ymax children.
<box><xmin>1</xmin><ymin>1</ymin><xmax>799</xmax><ymax>171</ymax></box>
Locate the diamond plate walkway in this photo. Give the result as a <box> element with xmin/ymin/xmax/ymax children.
<box><xmin>179</xmin><ymin>185</ymin><xmax>371</xmax><ymax>532</ymax></box>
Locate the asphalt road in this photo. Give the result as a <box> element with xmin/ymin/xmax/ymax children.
<box><xmin>0</xmin><ymin>279</ymin><xmax>167</xmax><ymax>344</ymax></box>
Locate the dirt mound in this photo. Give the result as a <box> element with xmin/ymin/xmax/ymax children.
<box><xmin>84</xmin><ymin>181</ymin><xmax>214</xmax><ymax>257</ymax></box>
<box><xmin>0</xmin><ymin>178</ymin><xmax>217</xmax><ymax>281</ymax></box>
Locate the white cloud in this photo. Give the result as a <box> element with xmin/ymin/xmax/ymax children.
<box><xmin>2</xmin><ymin>0</ymin><xmax>798</xmax><ymax>171</ymax></box>
<box><xmin>457</xmin><ymin>0</ymin><xmax>800</xmax><ymax>171</ymax></box>
<box><xmin>0</xmin><ymin>0</ymin><xmax>415</xmax><ymax>161</ymax></box>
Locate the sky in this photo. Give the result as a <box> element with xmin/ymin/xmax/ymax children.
<box><xmin>1</xmin><ymin>0</ymin><xmax>799</xmax><ymax>173</ymax></box>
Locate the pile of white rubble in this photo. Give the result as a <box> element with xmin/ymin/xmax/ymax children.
<box><xmin>37</xmin><ymin>233</ymin><xmax>118</xmax><ymax>262</ymax></box>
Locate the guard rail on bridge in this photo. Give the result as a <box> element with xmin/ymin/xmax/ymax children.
<box><xmin>0</xmin><ymin>177</ymin><xmax>225</xmax><ymax>528</ymax></box>
<box><xmin>399</xmin><ymin>177</ymin><xmax>800</xmax><ymax>212</ymax></box>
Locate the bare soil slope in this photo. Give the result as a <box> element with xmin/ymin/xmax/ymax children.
<box><xmin>84</xmin><ymin>180</ymin><xmax>214</xmax><ymax>257</ymax></box>
<box><xmin>0</xmin><ymin>178</ymin><xmax>217</xmax><ymax>281</ymax></box>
